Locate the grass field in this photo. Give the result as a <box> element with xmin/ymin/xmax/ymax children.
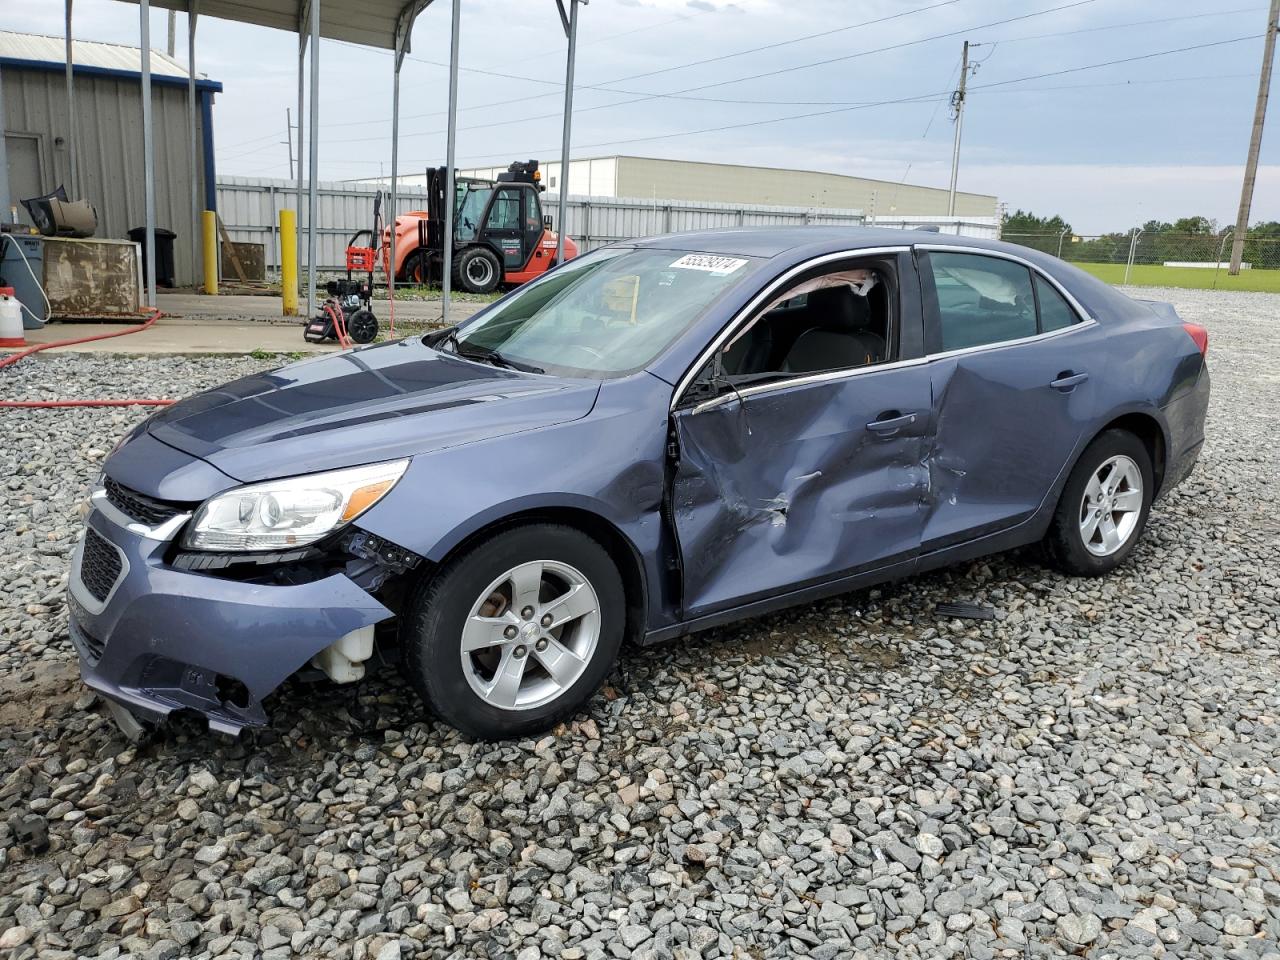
<box><xmin>1075</xmin><ymin>262</ymin><xmax>1280</xmax><ymax>293</ymax></box>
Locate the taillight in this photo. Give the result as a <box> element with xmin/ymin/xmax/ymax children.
<box><xmin>1182</xmin><ymin>322</ymin><xmax>1209</xmax><ymax>356</ymax></box>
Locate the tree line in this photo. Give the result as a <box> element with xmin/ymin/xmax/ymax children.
<box><xmin>1000</xmin><ymin>210</ymin><xmax>1280</xmax><ymax>267</ymax></box>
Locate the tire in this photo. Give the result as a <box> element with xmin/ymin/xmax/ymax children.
<box><xmin>454</xmin><ymin>247</ymin><xmax>501</xmax><ymax>294</ymax></box>
<box><xmin>400</xmin><ymin>523</ymin><xmax>625</xmax><ymax>740</ymax></box>
<box><xmin>401</xmin><ymin>250</ymin><xmax>429</xmax><ymax>285</ymax></box>
<box><xmin>346</xmin><ymin>309</ymin><xmax>378</xmax><ymax>344</ymax></box>
<box><xmin>1044</xmin><ymin>429</ymin><xmax>1153</xmax><ymax>576</ymax></box>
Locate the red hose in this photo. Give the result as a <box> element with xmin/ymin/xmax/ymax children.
<box><xmin>0</xmin><ymin>307</ymin><xmax>175</xmax><ymax>408</ymax></box>
<box><xmin>325</xmin><ymin>301</ymin><xmax>351</xmax><ymax>350</ymax></box>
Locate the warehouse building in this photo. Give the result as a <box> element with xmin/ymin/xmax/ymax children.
<box><xmin>454</xmin><ymin>155</ymin><xmax>998</xmax><ymax>219</ymax></box>
<box><xmin>0</xmin><ymin>31</ymin><xmax>220</xmax><ymax>286</ymax></box>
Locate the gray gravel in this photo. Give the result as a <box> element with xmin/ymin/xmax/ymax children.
<box><xmin>2</xmin><ymin>290</ymin><xmax>1278</xmax><ymax>960</ymax></box>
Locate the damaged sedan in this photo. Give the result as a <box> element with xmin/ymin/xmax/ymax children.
<box><xmin>70</xmin><ymin>229</ymin><xmax>1210</xmax><ymax>740</ymax></box>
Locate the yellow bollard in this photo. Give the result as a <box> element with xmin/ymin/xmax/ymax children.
<box><xmin>201</xmin><ymin>211</ymin><xmax>218</xmax><ymax>295</ymax></box>
<box><xmin>280</xmin><ymin>208</ymin><xmax>298</xmax><ymax>316</ymax></box>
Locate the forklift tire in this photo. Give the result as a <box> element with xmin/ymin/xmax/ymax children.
<box><xmin>401</xmin><ymin>250</ymin><xmax>429</xmax><ymax>286</ymax></box>
<box><xmin>455</xmin><ymin>247</ymin><xmax>501</xmax><ymax>294</ymax></box>
<box><xmin>347</xmin><ymin>310</ymin><xmax>378</xmax><ymax>344</ymax></box>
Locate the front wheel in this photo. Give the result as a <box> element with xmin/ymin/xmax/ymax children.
<box><xmin>400</xmin><ymin>524</ymin><xmax>625</xmax><ymax>739</ymax></box>
<box><xmin>454</xmin><ymin>247</ymin><xmax>501</xmax><ymax>294</ymax></box>
<box><xmin>1044</xmin><ymin>429</ymin><xmax>1153</xmax><ymax>576</ymax></box>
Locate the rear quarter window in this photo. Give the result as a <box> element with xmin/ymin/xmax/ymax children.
<box><xmin>1035</xmin><ymin>274</ymin><xmax>1081</xmax><ymax>332</ymax></box>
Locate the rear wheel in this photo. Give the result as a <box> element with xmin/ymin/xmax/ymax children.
<box><xmin>401</xmin><ymin>250</ymin><xmax>429</xmax><ymax>285</ymax></box>
<box><xmin>400</xmin><ymin>524</ymin><xmax>624</xmax><ymax>739</ymax></box>
<box><xmin>346</xmin><ymin>309</ymin><xmax>378</xmax><ymax>344</ymax></box>
<box><xmin>1044</xmin><ymin>429</ymin><xmax>1153</xmax><ymax>576</ymax></box>
<box><xmin>454</xmin><ymin>247</ymin><xmax>501</xmax><ymax>294</ymax></box>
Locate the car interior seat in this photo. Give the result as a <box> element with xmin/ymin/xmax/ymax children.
<box><xmin>782</xmin><ymin>285</ymin><xmax>886</xmax><ymax>373</ymax></box>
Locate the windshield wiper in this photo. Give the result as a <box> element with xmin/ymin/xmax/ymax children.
<box><xmin>443</xmin><ymin>334</ymin><xmax>544</xmax><ymax>374</ymax></box>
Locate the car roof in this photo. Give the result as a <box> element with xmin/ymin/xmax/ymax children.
<box><xmin>629</xmin><ymin>225</ymin><xmax>1132</xmax><ymax>322</ymax></box>
<box><xmin>630</xmin><ymin>226</ymin><xmax>1002</xmax><ymax>258</ymax></box>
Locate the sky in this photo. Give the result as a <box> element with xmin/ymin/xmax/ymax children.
<box><xmin>4</xmin><ymin>0</ymin><xmax>1277</xmax><ymax>233</ymax></box>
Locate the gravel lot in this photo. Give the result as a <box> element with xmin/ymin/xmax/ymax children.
<box><xmin>2</xmin><ymin>288</ymin><xmax>1278</xmax><ymax>960</ymax></box>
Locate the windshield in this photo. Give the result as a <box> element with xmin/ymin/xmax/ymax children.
<box><xmin>455</xmin><ymin>183</ymin><xmax>491</xmax><ymax>242</ymax></box>
<box><xmin>446</xmin><ymin>247</ymin><xmax>758</xmax><ymax>377</ymax></box>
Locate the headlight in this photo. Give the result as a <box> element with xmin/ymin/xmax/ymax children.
<box><xmin>183</xmin><ymin>459</ymin><xmax>409</xmax><ymax>552</ymax></box>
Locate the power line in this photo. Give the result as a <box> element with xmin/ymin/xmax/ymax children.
<box><xmin>339</xmin><ymin>0</ymin><xmax>1107</xmax><ymax>146</ymax></box>
<box><xmin>596</xmin><ymin>0</ymin><xmax>965</xmax><ymax>86</ymax></box>
<box><xmin>444</xmin><ymin>32</ymin><xmax>1264</xmax><ymax>165</ymax></box>
<box><xmin>323</xmin><ymin>0</ymin><xmax>966</xmax><ymax>130</ymax></box>
<box><xmin>975</xmin><ymin>5</ymin><xmax>1264</xmax><ymax>45</ymax></box>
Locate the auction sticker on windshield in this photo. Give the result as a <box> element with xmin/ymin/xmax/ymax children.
<box><xmin>669</xmin><ymin>254</ymin><xmax>749</xmax><ymax>275</ymax></box>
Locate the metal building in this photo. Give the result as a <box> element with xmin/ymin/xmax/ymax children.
<box><xmin>0</xmin><ymin>31</ymin><xmax>220</xmax><ymax>287</ymax></box>
<box><xmin>454</xmin><ymin>155</ymin><xmax>999</xmax><ymax>219</ymax></box>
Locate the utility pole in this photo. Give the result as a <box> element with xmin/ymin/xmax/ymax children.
<box><xmin>166</xmin><ymin>9</ymin><xmax>176</xmax><ymax>57</ymax></box>
<box><xmin>947</xmin><ymin>40</ymin><xmax>970</xmax><ymax>217</ymax></box>
<box><xmin>284</xmin><ymin>108</ymin><xmax>294</xmax><ymax>180</ymax></box>
<box><xmin>1229</xmin><ymin>0</ymin><xmax>1279</xmax><ymax>275</ymax></box>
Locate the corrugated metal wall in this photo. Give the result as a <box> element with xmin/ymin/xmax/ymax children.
<box><xmin>614</xmin><ymin>156</ymin><xmax>998</xmax><ymax>219</ymax></box>
<box><xmin>1</xmin><ymin>64</ymin><xmax>207</xmax><ymax>286</ymax></box>
<box><xmin>217</xmin><ymin>176</ymin><xmax>432</xmax><ymax>273</ymax></box>
<box><xmin>547</xmin><ymin>193</ymin><xmax>866</xmax><ymax>250</ymax></box>
<box><xmin>216</xmin><ymin>178</ymin><xmax>1001</xmax><ymax>272</ymax></box>
<box><xmin>217</xmin><ymin>178</ymin><xmax>873</xmax><ymax>270</ymax></box>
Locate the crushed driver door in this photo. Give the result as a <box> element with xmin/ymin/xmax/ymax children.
<box><xmin>669</xmin><ymin>365</ymin><xmax>933</xmax><ymax>619</ymax></box>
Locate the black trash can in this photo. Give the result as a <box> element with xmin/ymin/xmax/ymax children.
<box><xmin>128</xmin><ymin>226</ymin><xmax>177</xmax><ymax>288</ymax></box>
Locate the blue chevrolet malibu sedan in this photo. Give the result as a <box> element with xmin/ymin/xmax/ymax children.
<box><xmin>70</xmin><ymin>228</ymin><xmax>1210</xmax><ymax>740</ymax></box>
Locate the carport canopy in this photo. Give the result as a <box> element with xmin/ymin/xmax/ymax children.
<box><xmin>118</xmin><ymin>0</ymin><xmax>427</xmax><ymax>51</ymax></box>
<box><xmin>100</xmin><ymin>0</ymin><xmax>583</xmax><ymax>322</ymax></box>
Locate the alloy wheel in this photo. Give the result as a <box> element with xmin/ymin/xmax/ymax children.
<box><xmin>460</xmin><ymin>560</ymin><xmax>600</xmax><ymax>711</ymax></box>
<box><xmin>1078</xmin><ymin>454</ymin><xmax>1143</xmax><ymax>557</ymax></box>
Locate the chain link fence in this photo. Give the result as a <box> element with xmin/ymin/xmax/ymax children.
<box><xmin>1002</xmin><ymin>230</ymin><xmax>1280</xmax><ymax>287</ymax></box>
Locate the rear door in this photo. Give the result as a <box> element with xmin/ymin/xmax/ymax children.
<box><xmin>669</xmin><ymin>250</ymin><xmax>933</xmax><ymax>617</ymax></box>
<box><xmin>917</xmin><ymin>247</ymin><xmax>1106</xmax><ymax>550</ymax></box>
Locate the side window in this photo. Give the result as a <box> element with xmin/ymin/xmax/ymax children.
<box><xmin>928</xmin><ymin>252</ymin><xmax>1037</xmax><ymax>351</ymax></box>
<box><xmin>524</xmin><ymin>190</ymin><xmax>541</xmax><ymax>230</ymax></box>
<box><xmin>719</xmin><ymin>263</ymin><xmax>894</xmax><ymax>379</ymax></box>
<box><xmin>1035</xmin><ymin>274</ymin><xmax>1080</xmax><ymax>332</ymax></box>
<box><xmin>486</xmin><ymin>188</ymin><xmax>521</xmax><ymax>230</ymax></box>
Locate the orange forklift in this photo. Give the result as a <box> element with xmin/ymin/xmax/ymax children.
<box><xmin>383</xmin><ymin>160</ymin><xmax>578</xmax><ymax>294</ymax></box>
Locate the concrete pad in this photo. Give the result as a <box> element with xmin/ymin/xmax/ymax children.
<box><xmin>3</xmin><ymin>317</ymin><xmax>333</xmax><ymax>356</ymax></box>
<box><xmin>2</xmin><ymin>293</ymin><xmax>479</xmax><ymax>357</ymax></box>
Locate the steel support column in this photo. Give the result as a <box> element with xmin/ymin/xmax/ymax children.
<box><xmin>65</xmin><ymin>0</ymin><xmax>79</xmax><ymax>199</ymax></box>
<box><xmin>441</xmin><ymin>0</ymin><xmax>461</xmax><ymax>322</ymax></box>
<box><xmin>0</xmin><ymin>54</ymin><xmax>8</xmax><ymax>220</ymax></box>
<box><xmin>555</xmin><ymin>0</ymin><xmax>582</xmax><ymax>266</ymax></box>
<box><xmin>187</xmin><ymin>2</ymin><xmax>199</xmax><ymax>287</ymax></box>
<box><xmin>306</xmin><ymin>0</ymin><xmax>320</xmax><ymax>318</ymax></box>
<box><xmin>296</xmin><ymin>8</ymin><xmax>307</xmax><ymax>316</ymax></box>
<box><xmin>140</xmin><ymin>0</ymin><xmax>157</xmax><ymax>307</ymax></box>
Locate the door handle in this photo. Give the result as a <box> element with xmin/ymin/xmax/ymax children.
<box><xmin>866</xmin><ymin>411</ymin><xmax>917</xmax><ymax>437</ymax></box>
<box><xmin>1050</xmin><ymin>371</ymin><xmax>1089</xmax><ymax>392</ymax></box>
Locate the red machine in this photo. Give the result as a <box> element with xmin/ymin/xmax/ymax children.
<box><xmin>383</xmin><ymin>160</ymin><xmax>577</xmax><ymax>294</ymax></box>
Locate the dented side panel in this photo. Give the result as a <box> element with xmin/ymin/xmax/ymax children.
<box><xmin>671</xmin><ymin>365</ymin><xmax>933</xmax><ymax>617</ymax></box>
<box><xmin>922</xmin><ymin>323</ymin><xmax>1108</xmax><ymax>549</ymax></box>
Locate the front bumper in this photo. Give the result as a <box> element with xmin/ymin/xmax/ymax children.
<box><xmin>69</xmin><ymin>498</ymin><xmax>392</xmax><ymax>735</ymax></box>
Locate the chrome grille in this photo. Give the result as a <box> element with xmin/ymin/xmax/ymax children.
<box><xmin>103</xmin><ymin>476</ymin><xmax>183</xmax><ymax>527</ymax></box>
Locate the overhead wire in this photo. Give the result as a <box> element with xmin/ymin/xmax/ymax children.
<box><xmin>446</xmin><ymin>32</ymin><xmax>1264</xmax><ymax>165</ymax></box>
<box><xmin>333</xmin><ymin>0</ymin><xmax>1108</xmax><ymax>147</ymax></box>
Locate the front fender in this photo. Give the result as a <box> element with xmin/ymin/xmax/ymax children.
<box><xmin>354</xmin><ymin>373</ymin><xmax>680</xmax><ymax>629</ymax></box>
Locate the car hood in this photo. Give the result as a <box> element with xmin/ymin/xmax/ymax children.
<box><xmin>147</xmin><ymin>339</ymin><xmax>601</xmax><ymax>483</ymax></box>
